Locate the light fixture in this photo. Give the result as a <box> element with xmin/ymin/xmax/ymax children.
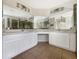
<box><xmin>50</xmin><ymin>7</ymin><xmax>64</xmax><ymax>14</ymax></box>
<box><xmin>16</xmin><ymin>2</ymin><xmax>30</xmax><ymax>12</ymax></box>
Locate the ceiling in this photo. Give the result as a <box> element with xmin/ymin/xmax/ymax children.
<box><xmin>3</xmin><ymin>0</ymin><xmax>76</xmax><ymax>16</ymax></box>
<box><xmin>20</xmin><ymin>0</ymin><xmax>76</xmax><ymax>9</ymax></box>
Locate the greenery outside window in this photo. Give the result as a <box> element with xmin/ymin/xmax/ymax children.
<box><xmin>12</xmin><ymin>20</ymin><xmax>18</xmax><ymax>29</ymax></box>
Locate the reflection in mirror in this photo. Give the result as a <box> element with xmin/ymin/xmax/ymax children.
<box><xmin>19</xmin><ymin>20</ymin><xmax>25</xmax><ymax>29</ymax></box>
<box><xmin>3</xmin><ymin>11</ymin><xmax>74</xmax><ymax>31</ymax></box>
<box><xmin>34</xmin><ymin>16</ymin><xmax>49</xmax><ymax>29</ymax></box>
<box><xmin>12</xmin><ymin>20</ymin><xmax>18</xmax><ymax>29</ymax></box>
<box><xmin>2</xmin><ymin>15</ymin><xmax>34</xmax><ymax>30</ymax></box>
<box><xmin>49</xmin><ymin>17</ymin><xmax>55</xmax><ymax>29</ymax></box>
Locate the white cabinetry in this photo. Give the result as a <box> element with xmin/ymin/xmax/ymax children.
<box><xmin>3</xmin><ymin>32</ymin><xmax>38</xmax><ymax>59</ymax></box>
<box><xmin>49</xmin><ymin>32</ymin><xmax>76</xmax><ymax>52</ymax></box>
<box><xmin>69</xmin><ymin>33</ymin><xmax>76</xmax><ymax>51</ymax></box>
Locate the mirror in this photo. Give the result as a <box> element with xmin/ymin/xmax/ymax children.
<box><xmin>2</xmin><ymin>15</ymin><xmax>34</xmax><ymax>30</ymax></box>
<box><xmin>3</xmin><ymin>11</ymin><xmax>74</xmax><ymax>31</ymax></box>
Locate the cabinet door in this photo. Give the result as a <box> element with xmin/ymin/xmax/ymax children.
<box><xmin>49</xmin><ymin>32</ymin><xmax>70</xmax><ymax>49</ymax></box>
<box><xmin>69</xmin><ymin>33</ymin><xmax>76</xmax><ymax>52</ymax></box>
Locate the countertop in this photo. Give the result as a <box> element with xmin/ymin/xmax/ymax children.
<box><xmin>2</xmin><ymin>28</ymin><xmax>76</xmax><ymax>36</ymax></box>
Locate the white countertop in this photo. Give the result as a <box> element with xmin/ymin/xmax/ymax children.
<box><xmin>3</xmin><ymin>29</ymin><xmax>76</xmax><ymax>36</ymax></box>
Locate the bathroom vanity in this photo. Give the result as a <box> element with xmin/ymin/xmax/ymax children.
<box><xmin>35</xmin><ymin>29</ymin><xmax>76</xmax><ymax>52</ymax></box>
<box><xmin>3</xmin><ymin>31</ymin><xmax>38</xmax><ymax>59</ymax></box>
<box><xmin>3</xmin><ymin>29</ymin><xmax>76</xmax><ymax>59</ymax></box>
<box><xmin>49</xmin><ymin>31</ymin><xmax>76</xmax><ymax>52</ymax></box>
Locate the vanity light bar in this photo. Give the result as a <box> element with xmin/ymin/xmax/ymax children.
<box><xmin>50</xmin><ymin>7</ymin><xmax>64</xmax><ymax>14</ymax></box>
<box><xmin>16</xmin><ymin>2</ymin><xmax>30</xmax><ymax>12</ymax></box>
